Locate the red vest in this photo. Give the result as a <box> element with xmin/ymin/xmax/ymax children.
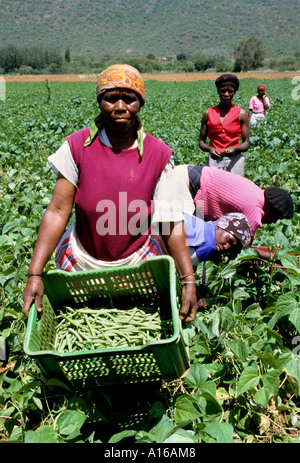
<box><xmin>207</xmin><ymin>105</ymin><xmax>242</xmax><ymax>152</ymax></box>
<box><xmin>66</xmin><ymin>129</ymin><xmax>172</xmax><ymax>260</ymax></box>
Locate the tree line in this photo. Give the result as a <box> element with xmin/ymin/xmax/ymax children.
<box><xmin>0</xmin><ymin>37</ymin><xmax>299</xmax><ymax>74</ymax></box>
<box><xmin>0</xmin><ymin>44</ymin><xmax>63</xmax><ymax>74</ymax></box>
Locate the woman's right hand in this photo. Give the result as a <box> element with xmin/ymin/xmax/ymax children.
<box><xmin>22</xmin><ymin>277</ymin><xmax>44</xmax><ymax>318</ymax></box>
<box><xmin>21</xmin><ymin>173</ymin><xmax>76</xmax><ymax>318</ymax></box>
<box><xmin>209</xmin><ymin>147</ymin><xmax>221</xmax><ymax>159</ymax></box>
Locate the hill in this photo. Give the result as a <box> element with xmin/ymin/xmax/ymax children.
<box><xmin>1</xmin><ymin>0</ymin><xmax>299</xmax><ymax>59</ymax></box>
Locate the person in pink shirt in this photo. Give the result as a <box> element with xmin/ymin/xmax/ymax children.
<box><xmin>248</xmin><ymin>84</ymin><xmax>270</xmax><ymax>125</ymax></box>
<box><xmin>172</xmin><ymin>164</ymin><xmax>294</xmax><ymax>239</ymax></box>
<box><xmin>199</xmin><ymin>74</ymin><xmax>249</xmax><ymax>176</ymax></box>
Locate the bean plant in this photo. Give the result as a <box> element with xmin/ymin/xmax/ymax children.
<box><xmin>0</xmin><ymin>78</ymin><xmax>299</xmax><ymax>443</ymax></box>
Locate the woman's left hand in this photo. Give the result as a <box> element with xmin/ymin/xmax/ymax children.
<box><xmin>179</xmin><ymin>284</ymin><xmax>198</xmax><ymax>323</ymax></box>
<box><xmin>160</xmin><ymin>222</ymin><xmax>199</xmax><ymax>323</ymax></box>
<box><xmin>223</xmin><ymin>147</ymin><xmax>239</xmax><ymax>156</ymax></box>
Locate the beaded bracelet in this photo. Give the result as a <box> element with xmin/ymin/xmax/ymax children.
<box><xmin>26</xmin><ymin>273</ymin><xmax>43</xmax><ymax>278</ymax></box>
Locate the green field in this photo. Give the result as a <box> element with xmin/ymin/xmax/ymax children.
<box><xmin>0</xmin><ymin>78</ymin><xmax>299</xmax><ymax>443</ymax></box>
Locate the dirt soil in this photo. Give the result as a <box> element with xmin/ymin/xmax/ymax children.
<box><xmin>4</xmin><ymin>72</ymin><xmax>299</xmax><ymax>83</ymax></box>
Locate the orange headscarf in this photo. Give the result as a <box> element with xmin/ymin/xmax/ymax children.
<box><xmin>96</xmin><ymin>64</ymin><xmax>146</xmax><ymax>106</ymax></box>
<box><xmin>85</xmin><ymin>64</ymin><xmax>145</xmax><ymax>155</ymax></box>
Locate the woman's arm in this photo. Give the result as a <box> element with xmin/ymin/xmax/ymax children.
<box><xmin>239</xmin><ymin>109</ymin><xmax>250</xmax><ymax>152</ymax></box>
<box><xmin>199</xmin><ymin>110</ymin><xmax>221</xmax><ymax>159</ymax></box>
<box><xmin>161</xmin><ymin>221</ymin><xmax>198</xmax><ymax>323</ymax></box>
<box><xmin>262</xmin><ymin>94</ymin><xmax>270</xmax><ymax>110</ymax></box>
<box><xmin>248</xmin><ymin>108</ymin><xmax>253</xmax><ymax>123</ymax></box>
<box><xmin>248</xmin><ymin>96</ymin><xmax>255</xmax><ymax>123</ymax></box>
<box><xmin>22</xmin><ymin>173</ymin><xmax>76</xmax><ymax>317</ymax></box>
<box><xmin>228</xmin><ymin>109</ymin><xmax>250</xmax><ymax>155</ymax></box>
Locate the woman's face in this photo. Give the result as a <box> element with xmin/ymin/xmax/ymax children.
<box><xmin>218</xmin><ymin>85</ymin><xmax>236</xmax><ymax>105</ymax></box>
<box><xmin>214</xmin><ymin>227</ymin><xmax>238</xmax><ymax>254</ymax></box>
<box><xmin>99</xmin><ymin>88</ymin><xmax>140</xmax><ymax>133</ymax></box>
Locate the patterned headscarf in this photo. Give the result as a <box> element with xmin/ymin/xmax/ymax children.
<box><xmin>257</xmin><ymin>84</ymin><xmax>266</xmax><ymax>90</ymax></box>
<box><xmin>214</xmin><ymin>212</ymin><xmax>251</xmax><ymax>248</ymax></box>
<box><xmin>84</xmin><ymin>64</ymin><xmax>145</xmax><ymax>155</ymax></box>
<box><xmin>96</xmin><ymin>64</ymin><xmax>146</xmax><ymax>106</ymax></box>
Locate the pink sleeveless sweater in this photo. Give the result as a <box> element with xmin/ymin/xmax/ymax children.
<box><xmin>66</xmin><ymin>129</ymin><xmax>172</xmax><ymax>260</ymax></box>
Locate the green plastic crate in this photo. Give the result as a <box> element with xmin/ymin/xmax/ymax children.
<box><xmin>23</xmin><ymin>256</ymin><xmax>190</xmax><ymax>388</ymax></box>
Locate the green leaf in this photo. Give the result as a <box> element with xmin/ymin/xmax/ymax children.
<box><xmin>268</xmin><ymin>294</ymin><xmax>298</xmax><ymax>328</ymax></box>
<box><xmin>220</xmin><ymin>261</ymin><xmax>238</xmax><ymax>279</ymax></box>
<box><xmin>233</xmin><ymin>287</ymin><xmax>251</xmax><ymax>301</ymax></box>
<box><xmin>245</xmin><ymin>307</ymin><xmax>262</xmax><ymax>319</ymax></box>
<box><xmin>280</xmin><ymin>350</ymin><xmax>300</xmax><ymax>393</ymax></box>
<box><xmin>32</xmin><ymin>397</ymin><xmax>44</xmax><ymax>411</ymax></box>
<box><xmin>253</xmin><ymin>389</ymin><xmax>267</xmax><ymax>408</ymax></box>
<box><xmin>227</xmin><ymin>339</ymin><xmax>249</xmax><ymax>362</ymax></box>
<box><xmin>67</xmin><ymin>397</ymin><xmax>90</xmax><ymax>414</ymax></box>
<box><xmin>194</xmin><ymin>317</ymin><xmax>213</xmax><ymax>338</ymax></box>
<box><xmin>45</xmin><ymin>378</ymin><xmax>73</xmax><ymax>392</ymax></box>
<box><xmin>1</xmin><ymin>307</ymin><xmax>19</xmax><ymax>318</ymax></box>
<box><xmin>174</xmin><ymin>396</ymin><xmax>201</xmax><ymax>424</ymax></box>
<box><xmin>278</xmin><ymin>253</ymin><xmax>300</xmax><ymax>275</ymax></box>
<box><xmin>184</xmin><ymin>363</ymin><xmax>210</xmax><ymax>388</ymax></box>
<box><xmin>25</xmin><ymin>426</ymin><xmax>59</xmax><ymax>443</ymax></box>
<box><xmin>285</xmin><ymin>273</ymin><xmax>300</xmax><ymax>286</ymax></box>
<box><xmin>0</xmin><ymin>406</ymin><xmax>15</xmax><ymax>418</ymax></box>
<box><xmin>197</xmin><ymin>380</ymin><xmax>217</xmax><ymax>397</ymax></box>
<box><xmin>151</xmin><ymin>414</ymin><xmax>176</xmax><ymax>443</ymax></box>
<box><xmin>289</xmin><ymin>308</ymin><xmax>300</xmax><ymax>333</ymax></box>
<box><xmin>254</xmin><ymin>370</ymin><xmax>280</xmax><ymax>407</ymax></box>
<box><xmin>233</xmin><ymin>297</ymin><xmax>242</xmax><ymax>315</ymax></box>
<box><xmin>196</xmin><ymin>391</ymin><xmax>222</xmax><ymax>417</ymax></box>
<box><xmin>0</xmin><ymin>235</ymin><xmax>9</xmax><ymax>247</ymax></box>
<box><xmin>164</xmin><ymin>428</ymin><xmax>195</xmax><ymax>443</ymax></box>
<box><xmin>267</xmin><ymin>329</ymin><xmax>284</xmax><ymax>346</ymax></box>
<box><xmin>275</xmin><ymin>293</ymin><xmax>297</xmax><ymax>318</ymax></box>
<box><xmin>108</xmin><ymin>430</ymin><xmax>138</xmax><ymax>443</ymax></box>
<box><xmin>57</xmin><ymin>409</ymin><xmax>87</xmax><ymax>436</ymax></box>
<box><xmin>220</xmin><ymin>306</ymin><xmax>234</xmax><ymax>331</ymax></box>
<box><xmin>237</xmin><ymin>365</ymin><xmax>260</xmax><ymax>396</ymax></box>
<box><xmin>202</xmin><ymin>422</ymin><xmax>234</xmax><ymax>443</ymax></box>
<box><xmin>211</xmin><ymin>308</ymin><xmax>221</xmax><ymax>336</ymax></box>
<box><xmin>2</xmin><ymin>222</ymin><xmax>15</xmax><ymax>234</ymax></box>
<box><xmin>260</xmin><ymin>353</ymin><xmax>280</xmax><ymax>369</ymax></box>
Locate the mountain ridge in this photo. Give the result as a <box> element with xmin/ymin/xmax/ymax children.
<box><xmin>1</xmin><ymin>0</ymin><xmax>299</xmax><ymax>59</ymax></box>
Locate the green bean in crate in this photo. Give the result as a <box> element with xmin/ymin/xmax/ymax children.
<box><xmin>54</xmin><ymin>305</ymin><xmax>173</xmax><ymax>352</ymax></box>
<box><xmin>23</xmin><ymin>256</ymin><xmax>190</xmax><ymax>388</ymax></box>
